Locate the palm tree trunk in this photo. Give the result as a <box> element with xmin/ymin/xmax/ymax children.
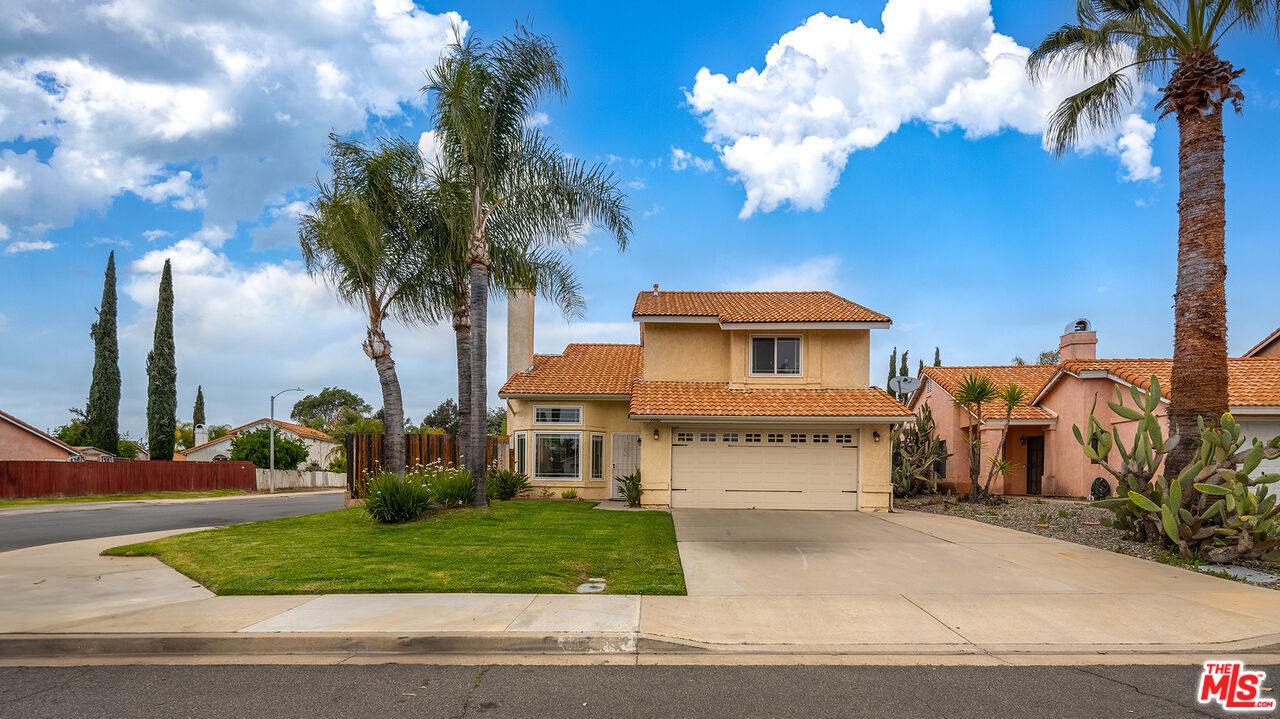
<box><xmin>467</xmin><ymin>261</ymin><xmax>489</xmax><ymax>507</ymax></box>
<box><xmin>454</xmin><ymin>305</ymin><xmax>471</xmax><ymax>471</ymax></box>
<box><xmin>1165</xmin><ymin>99</ymin><xmax>1229</xmax><ymax>483</ymax></box>
<box><xmin>364</xmin><ymin>325</ymin><xmax>406</xmax><ymax>475</ymax></box>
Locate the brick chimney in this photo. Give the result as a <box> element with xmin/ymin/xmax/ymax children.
<box><xmin>1059</xmin><ymin>318</ymin><xmax>1097</xmax><ymax>361</ymax></box>
<box><xmin>507</xmin><ymin>288</ymin><xmax>535</xmax><ymax>379</ymax></box>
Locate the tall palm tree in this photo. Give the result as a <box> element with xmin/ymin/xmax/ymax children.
<box><xmin>299</xmin><ymin>135</ymin><xmax>440</xmax><ymax>475</ymax></box>
<box><xmin>1028</xmin><ymin>1</ymin><xmax>1279</xmax><ymax>479</ymax></box>
<box><xmin>424</xmin><ymin>27</ymin><xmax>632</xmax><ymax>505</ymax></box>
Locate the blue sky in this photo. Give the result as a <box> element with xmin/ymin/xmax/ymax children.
<box><xmin>1</xmin><ymin>0</ymin><xmax>1278</xmax><ymax>441</ymax></box>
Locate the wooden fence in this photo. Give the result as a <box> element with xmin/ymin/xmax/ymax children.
<box><xmin>345</xmin><ymin>434</ymin><xmax>510</xmax><ymax>497</ymax></box>
<box><xmin>0</xmin><ymin>460</ymin><xmax>256</xmax><ymax>499</ymax></box>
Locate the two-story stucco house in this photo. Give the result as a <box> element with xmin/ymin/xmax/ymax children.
<box><xmin>499</xmin><ymin>287</ymin><xmax>912</xmax><ymax>511</ymax></box>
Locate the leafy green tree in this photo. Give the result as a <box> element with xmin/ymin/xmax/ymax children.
<box><xmin>486</xmin><ymin>407</ymin><xmax>507</xmax><ymax>436</ymax></box>
<box><xmin>897</xmin><ymin>350</ymin><xmax>910</xmax><ymax>401</ymax></box>
<box><xmin>290</xmin><ymin>387</ymin><xmax>372</xmax><ymax>429</ymax></box>
<box><xmin>175</xmin><ymin>422</ymin><xmax>230</xmax><ymax>449</ymax></box>
<box><xmin>146</xmin><ymin>259</ymin><xmax>177</xmax><ymax>460</ymax></box>
<box><xmin>918</xmin><ymin>359</ymin><xmax>924</xmax><ymax>377</ymax></box>
<box><xmin>193</xmin><ymin>385</ymin><xmax>205</xmax><ymax>427</ymax></box>
<box><xmin>1028</xmin><ymin>0</ymin><xmax>1279</xmax><ymax>479</ymax></box>
<box><xmin>53</xmin><ymin>408</ymin><xmax>91</xmax><ymax>447</ymax></box>
<box><xmin>425</xmin><ymin>26</ymin><xmax>632</xmax><ymax>506</ymax></box>
<box><xmin>1037</xmin><ymin>349</ymin><xmax>1060</xmax><ymax>365</ymax></box>
<box><xmin>115</xmin><ymin>440</ymin><xmax>138</xmax><ymax>460</ymax></box>
<box><xmin>299</xmin><ymin>136</ymin><xmax>445</xmax><ymax>474</ymax></box>
<box><xmin>422</xmin><ymin>398</ymin><xmax>460</xmax><ymax>434</ymax></box>
<box><xmin>933</xmin><ymin>347</ymin><xmax>941</xmax><ymax>367</ymax></box>
<box><xmin>229</xmin><ymin>427</ymin><xmax>308</xmax><ymax>470</ymax></box>
<box><xmin>887</xmin><ymin>347</ymin><xmax>897</xmax><ymax>393</ymax></box>
<box><xmin>87</xmin><ymin>251</ymin><xmax>120</xmax><ymax>454</ymax></box>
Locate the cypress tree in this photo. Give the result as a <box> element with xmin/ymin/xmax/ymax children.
<box><xmin>193</xmin><ymin>385</ymin><xmax>205</xmax><ymax>426</ymax></box>
<box><xmin>918</xmin><ymin>359</ymin><xmax>924</xmax><ymax>376</ymax></box>
<box><xmin>933</xmin><ymin>346</ymin><xmax>941</xmax><ymax>366</ymax></box>
<box><xmin>147</xmin><ymin>259</ymin><xmax>177</xmax><ymax>460</ymax></box>
<box><xmin>887</xmin><ymin>347</ymin><xmax>897</xmax><ymax>393</ymax></box>
<box><xmin>87</xmin><ymin>252</ymin><xmax>120</xmax><ymax>453</ymax></box>
<box><xmin>898</xmin><ymin>350</ymin><xmax>910</xmax><ymax>401</ymax></box>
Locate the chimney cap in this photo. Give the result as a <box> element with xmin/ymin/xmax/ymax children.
<box><xmin>1063</xmin><ymin>318</ymin><xmax>1092</xmax><ymax>334</ymax></box>
<box><xmin>652</xmin><ymin>283</ymin><xmax>659</xmax><ymax>296</ymax></box>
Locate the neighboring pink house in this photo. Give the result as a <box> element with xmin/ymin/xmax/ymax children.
<box><xmin>909</xmin><ymin>321</ymin><xmax>1280</xmax><ymax>498</ymax></box>
<box><xmin>0</xmin><ymin>409</ymin><xmax>82</xmax><ymax>461</ymax></box>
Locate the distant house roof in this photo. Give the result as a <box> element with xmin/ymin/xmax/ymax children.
<box><xmin>182</xmin><ymin>418</ymin><xmax>334</xmax><ymax>454</ymax></box>
<box><xmin>1244</xmin><ymin>327</ymin><xmax>1280</xmax><ymax>358</ymax></box>
<box><xmin>499</xmin><ymin>344</ymin><xmax>644</xmax><ymax>397</ymax></box>
<box><xmin>1059</xmin><ymin>358</ymin><xmax>1280</xmax><ymax>407</ymax></box>
<box><xmin>632</xmin><ymin>291</ymin><xmax>891</xmax><ymax>325</ymax></box>
<box><xmin>919</xmin><ymin>365</ymin><xmax>1060</xmax><ymax>421</ymax></box>
<box><xmin>629</xmin><ymin>381</ymin><xmax>912</xmax><ymax>420</ymax></box>
<box><xmin>0</xmin><ymin>409</ymin><xmax>82</xmax><ymax>457</ymax></box>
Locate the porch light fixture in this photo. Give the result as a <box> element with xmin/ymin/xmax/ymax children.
<box><xmin>653</xmin><ymin>428</ymin><xmax>660</xmax><ymax>441</ymax></box>
<box><xmin>1020</xmin><ymin>436</ymin><xmax>1026</xmax><ymax>445</ymax></box>
<box><xmin>872</xmin><ymin>431</ymin><xmax>881</xmax><ymax>443</ymax></box>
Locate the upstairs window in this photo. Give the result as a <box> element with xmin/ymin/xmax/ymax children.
<box><xmin>751</xmin><ymin>337</ymin><xmax>801</xmax><ymax>375</ymax></box>
<box><xmin>534</xmin><ymin>406</ymin><xmax>581</xmax><ymax>425</ymax></box>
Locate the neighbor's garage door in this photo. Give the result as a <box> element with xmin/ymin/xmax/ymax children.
<box><xmin>1239</xmin><ymin>420</ymin><xmax>1280</xmax><ymax>476</ymax></box>
<box><xmin>670</xmin><ymin>428</ymin><xmax>859</xmax><ymax>510</ymax></box>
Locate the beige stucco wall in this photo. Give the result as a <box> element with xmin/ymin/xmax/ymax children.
<box><xmin>857</xmin><ymin>423</ymin><xmax>893</xmax><ymax>510</ymax></box>
<box><xmin>641</xmin><ymin>323</ymin><xmax>871</xmax><ymax>388</ymax></box>
<box><xmin>0</xmin><ymin>421</ymin><xmax>76</xmax><ymax>461</ymax></box>
<box><xmin>507</xmin><ymin>398</ymin><xmax>641</xmax><ymax>501</ymax></box>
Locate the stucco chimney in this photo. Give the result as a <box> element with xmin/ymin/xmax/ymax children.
<box><xmin>194</xmin><ymin>423</ymin><xmax>208</xmax><ymax>446</ymax></box>
<box><xmin>1059</xmin><ymin>318</ymin><xmax>1097</xmax><ymax>361</ymax></box>
<box><xmin>507</xmin><ymin>288</ymin><xmax>535</xmax><ymax>379</ymax></box>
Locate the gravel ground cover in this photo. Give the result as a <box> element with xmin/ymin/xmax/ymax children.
<box><xmin>897</xmin><ymin>494</ymin><xmax>1280</xmax><ymax>590</ymax></box>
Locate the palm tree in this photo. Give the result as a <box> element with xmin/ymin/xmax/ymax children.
<box><xmin>952</xmin><ymin>374</ymin><xmax>998</xmax><ymax>502</ymax></box>
<box><xmin>1028</xmin><ymin>1</ymin><xmax>1279</xmax><ymax>479</ymax></box>
<box><xmin>424</xmin><ymin>27</ymin><xmax>632</xmax><ymax>505</ymax></box>
<box><xmin>299</xmin><ymin>135</ymin><xmax>440</xmax><ymax>474</ymax></box>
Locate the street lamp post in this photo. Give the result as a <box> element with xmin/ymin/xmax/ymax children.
<box><xmin>269</xmin><ymin>387</ymin><xmax>304</xmax><ymax>493</ymax></box>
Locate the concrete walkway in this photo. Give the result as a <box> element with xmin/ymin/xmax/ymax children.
<box><xmin>3</xmin><ymin>511</ymin><xmax>1280</xmax><ymax>664</ymax></box>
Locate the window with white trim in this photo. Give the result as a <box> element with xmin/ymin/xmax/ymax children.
<box><xmin>514</xmin><ymin>431</ymin><xmax>528</xmax><ymax>474</ymax></box>
<box><xmin>750</xmin><ymin>336</ymin><xmax>802</xmax><ymax>375</ymax></box>
<box><xmin>534</xmin><ymin>432</ymin><xmax>580</xmax><ymax>479</ymax></box>
<box><xmin>590</xmin><ymin>433</ymin><xmax>604</xmax><ymax>479</ymax></box>
<box><xmin>534</xmin><ymin>406</ymin><xmax>581</xmax><ymax>424</ymax></box>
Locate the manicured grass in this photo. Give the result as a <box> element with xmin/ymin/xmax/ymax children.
<box><xmin>0</xmin><ymin>489</ymin><xmax>249</xmax><ymax>508</ymax></box>
<box><xmin>104</xmin><ymin>501</ymin><xmax>686</xmax><ymax>596</ymax></box>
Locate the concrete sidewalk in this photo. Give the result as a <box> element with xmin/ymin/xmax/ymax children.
<box><xmin>0</xmin><ymin>488</ymin><xmax>344</xmax><ymax>518</ymax></box>
<box><xmin>3</xmin><ymin>517</ymin><xmax>1280</xmax><ymax>665</ymax></box>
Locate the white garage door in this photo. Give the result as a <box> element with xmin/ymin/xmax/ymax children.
<box><xmin>1238</xmin><ymin>420</ymin><xmax>1280</xmax><ymax>476</ymax></box>
<box><xmin>670</xmin><ymin>427</ymin><xmax>859</xmax><ymax>510</ymax></box>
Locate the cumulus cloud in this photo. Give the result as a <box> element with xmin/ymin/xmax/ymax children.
<box><xmin>5</xmin><ymin>240</ymin><xmax>54</xmax><ymax>254</ymax></box>
<box><xmin>0</xmin><ymin>0</ymin><xmax>462</xmax><ymax>245</ymax></box>
<box><xmin>524</xmin><ymin>111</ymin><xmax>550</xmax><ymax>128</ymax></box>
<box><xmin>670</xmin><ymin>146</ymin><xmax>715</xmax><ymax>172</ymax></box>
<box><xmin>741</xmin><ymin>256</ymin><xmax>842</xmax><ymax>292</ymax></box>
<box><xmin>687</xmin><ymin>1</ymin><xmax>1160</xmax><ymax>217</ymax></box>
<box><xmin>142</xmin><ymin>229</ymin><xmax>172</xmax><ymax>242</ymax></box>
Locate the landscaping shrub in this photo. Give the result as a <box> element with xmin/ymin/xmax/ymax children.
<box><xmin>616</xmin><ymin>469</ymin><xmax>642</xmax><ymax>507</ymax></box>
<box><xmin>561</xmin><ymin>488</ymin><xmax>577</xmax><ymax>500</ymax></box>
<box><xmin>364</xmin><ymin>471</ymin><xmax>433</xmax><ymax>523</ymax></box>
<box><xmin>486</xmin><ymin>468</ymin><xmax>531</xmax><ymax>501</ymax></box>
<box><xmin>428</xmin><ymin>466</ymin><xmax>475</xmax><ymax>508</ymax></box>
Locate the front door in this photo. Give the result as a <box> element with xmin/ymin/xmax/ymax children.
<box><xmin>611</xmin><ymin>433</ymin><xmax>641</xmax><ymax>499</ymax></box>
<box><xmin>1025</xmin><ymin>435</ymin><xmax>1044</xmax><ymax>495</ymax></box>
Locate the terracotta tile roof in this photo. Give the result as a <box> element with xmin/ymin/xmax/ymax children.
<box><xmin>632</xmin><ymin>291</ymin><xmax>890</xmax><ymax>324</ymax></box>
<box><xmin>1061</xmin><ymin>358</ymin><xmax>1280</xmax><ymax>407</ymax></box>
<box><xmin>0</xmin><ymin>409</ymin><xmax>81</xmax><ymax>456</ymax></box>
<box><xmin>921</xmin><ymin>365</ymin><xmax>1060</xmax><ymax>421</ymax></box>
<box><xmin>499</xmin><ymin>344</ymin><xmax>643</xmax><ymax>396</ymax></box>
<box><xmin>182</xmin><ymin>418</ymin><xmax>334</xmax><ymax>454</ymax></box>
<box><xmin>629</xmin><ymin>381</ymin><xmax>912</xmax><ymax>418</ymax></box>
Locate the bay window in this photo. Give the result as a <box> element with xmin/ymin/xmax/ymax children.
<box><xmin>534</xmin><ymin>432</ymin><xmax>581</xmax><ymax>480</ymax></box>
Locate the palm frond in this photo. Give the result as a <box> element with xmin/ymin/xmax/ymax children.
<box><xmin>1044</xmin><ymin>69</ymin><xmax>1134</xmax><ymax>156</ymax></box>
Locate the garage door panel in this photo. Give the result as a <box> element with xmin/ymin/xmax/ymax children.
<box><xmin>671</xmin><ymin>427</ymin><xmax>859</xmax><ymax>510</ymax></box>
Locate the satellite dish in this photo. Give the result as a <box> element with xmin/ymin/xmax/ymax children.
<box><xmin>889</xmin><ymin>376</ymin><xmax>922</xmax><ymax>396</ymax></box>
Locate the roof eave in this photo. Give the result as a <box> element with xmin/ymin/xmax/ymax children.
<box><xmin>631</xmin><ymin>315</ymin><xmax>891</xmax><ymax>329</ymax></box>
<box><xmin>500</xmin><ymin>392</ymin><xmax>632</xmax><ymax>401</ymax></box>
<box><xmin>628</xmin><ymin>413</ymin><xmax>916</xmax><ymax>423</ymax></box>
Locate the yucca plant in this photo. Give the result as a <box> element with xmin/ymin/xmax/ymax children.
<box><xmin>951</xmin><ymin>374</ymin><xmax>998</xmax><ymax>502</ymax></box>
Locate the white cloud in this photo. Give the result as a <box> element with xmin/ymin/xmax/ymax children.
<box><xmin>642</xmin><ymin>205</ymin><xmax>662</xmax><ymax>218</ymax></box>
<box><xmin>0</xmin><ymin>1</ymin><xmax>463</xmax><ymax>243</ymax></box>
<box><xmin>142</xmin><ymin>229</ymin><xmax>172</xmax><ymax>242</ymax></box>
<box><xmin>417</xmin><ymin>130</ymin><xmax>444</xmax><ymax>169</ymax></box>
<box><xmin>88</xmin><ymin>236</ymin><xmax>129</xmax><ymax>247</ymax></box>
<box><xmin>626</xmin><ymin>178</ymin><xmax>646</xmax><ymax>190</ymax></box>
<box><xmin>1116</xmin><ymin>114</ymin><xmax>1161</xmax><ymax>182</ymax></box>
<box><xmin>4</xmin><ymin>240</ymin><xmax>55</xmax><ymax>254</ymax></box>
<box><xmin>687</xmin><ymin>1</ymin><xmax>1159</xmax><ymax>217</ymax></box>
<box><xmin>741</xmin><ymin>256</ymin><xmax>842</xmax><ymax>291</ymax></box>
<box><xmin>670</xmin><ymin>146</ymin><xmax>715</xmax><ymax>172</ymax></box>
<box><xmin>524</xmin><ymin>111</ymin><xmax>550</xmax><ymax>128</ymax></box>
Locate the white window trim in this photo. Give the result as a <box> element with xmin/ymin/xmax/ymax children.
<box><xmin>748</xmin><ymin>335</ymin><xmax>804</xmax><ymax>377</ymax></box>
<box><xmin>531</xmin><ymin>430</ymin><xmax>583</xmax><ymax>482</ymax></box>
<box><xmin>514</xmin><ymin>431</ymin><xmax>528</xmax><ymax>475</ymax></box>
<box><xmin>589</xmin><ymin>432</ymin><xmax>605</xmax><ymax>480</ymax></box>
<box><xmin>532</xmin><ymin>404</ymin><xmax>584</xmax><ymax>426</ymax></box>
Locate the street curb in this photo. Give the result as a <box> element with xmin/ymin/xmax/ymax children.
<box><xmin>3</xmin><ymin>632</ymin><xmax>1278</xmax><ymax>660</ymax></box>
<box><xmin>0</xmin><ymin>489</ymin><xmax>344</xmax><ymax>517</ymax></box>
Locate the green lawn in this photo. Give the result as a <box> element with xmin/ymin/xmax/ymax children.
<box><xmin>104</xmin><ymin>501</ymin><xmax>686</xmax><ymax>596</ymax></box>
<box><xmin>0</xmin><ymin>489</ymin><xmax>249</xmax><ymax>508</ymax></box>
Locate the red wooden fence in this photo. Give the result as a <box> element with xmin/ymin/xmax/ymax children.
<box><xmin>0</xmin><ymin>460</ymin><xmax>256</xmax><ymax>499</ymax></box>
<box><xmin>345</xmin><ymin>434</ymin><xmax>510</xmax><ymax>497</ymax></box>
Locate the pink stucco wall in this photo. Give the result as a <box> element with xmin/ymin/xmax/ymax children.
<box><xmin>913</xmin><ymin>373</ymin><xmax>1171</xmax><ymax>498</ymax></box>
<box><xmin>0</xmin><ymin>420</ymin><xmax>76</xmax><ymax>461</ymax></box>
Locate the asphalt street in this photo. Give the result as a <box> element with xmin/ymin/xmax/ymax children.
<box><xmin>0</xmin><ymin>492</ymin><xmax>344</xmax><ymax>551</ymax></box>
<box><xmin>0</xmin><ymin>663</ymin><xmax>1271</xmax><ymax>718</ymax></box>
